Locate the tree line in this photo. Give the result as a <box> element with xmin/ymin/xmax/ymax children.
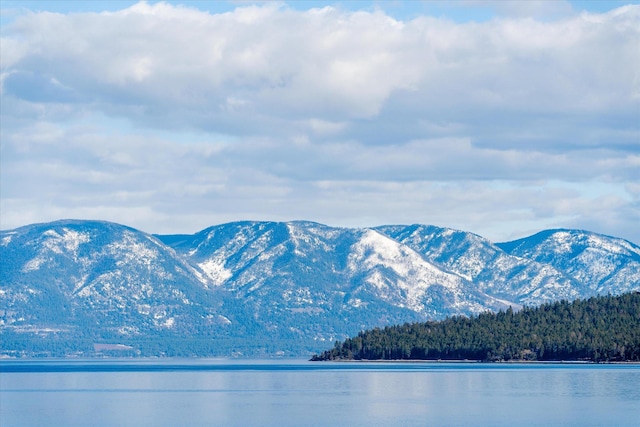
<box><xmin>311</xmin><ymin>292</ymin><xmax>640</xmax><ymax>362</ymax></box>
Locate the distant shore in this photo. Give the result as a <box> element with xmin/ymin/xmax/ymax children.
<box><xmin>316</xmin><ymin>358</ymin><xmax>640</xmax><ymax>364</ymax></box>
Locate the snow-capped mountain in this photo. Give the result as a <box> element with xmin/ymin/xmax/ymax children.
<box><xmin>160</xmin><ymin>221</ymin><xmax>508</xmax><ymax>316</ymax></box>
<box><xmin>156</xmin><ymin>221</ymin><xmax>511</xmax><ymax>351</ymax></box>
<box><xmin>497</xmin><ymin>229</ymin><xmax>640</xmax><ymax>297</ymax></box>
<box><xmin>0</xmin><ymin>220</ymin><xmax>226</xmax><ymax>338</ymax></box>
<box><xmin>376</xmin><ymin>225</ymin><xmax>582</xmax><ymax>304</ymax></box>
<box><xmin>1</xmin><ymin>220</ymin><xmax>638</xmax><ymax>357</ymax></box>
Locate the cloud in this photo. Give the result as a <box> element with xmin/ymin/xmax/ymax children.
<box><xmin>3</xmin><ymin>116</ymin><xmax>637</xmax><ymax>241</ymax></box>
<box><xmin>1</xmin><ymin>2</ymin><xmax>638</xmax><ymax>243</ymax></box>
<box><xmin>3</xmin><ymin>3</ymin><xmax>637</xmax><ymax>125</ymax></box>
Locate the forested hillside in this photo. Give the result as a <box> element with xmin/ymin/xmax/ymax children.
<box><xmin>311</xmin><ymin>292</ymin><xmax>640</xmax><ymax>362</ymax></box>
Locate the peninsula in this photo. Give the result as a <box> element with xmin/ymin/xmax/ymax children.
<box><xmin>311</xmin><ymin>292</ymin><xmax>640</xmax><ymax>362</ymax></box>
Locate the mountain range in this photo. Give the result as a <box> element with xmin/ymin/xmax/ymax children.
<box><xmin>1</xmin><ymin>219</ymin><xmax>638</xmax><ymax>357</ymax></box>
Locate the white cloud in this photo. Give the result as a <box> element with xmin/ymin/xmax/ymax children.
<box><xmin>1</xmin><ymin>2</ymin><xmax>638</xmax><ymax>243</ymax></box>
<box><xmin>4</xmin><ymin>3</ymin><xmax>637</xmax><ymax>123</ymax></box>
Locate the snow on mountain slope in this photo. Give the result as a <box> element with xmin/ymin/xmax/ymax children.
<box><xmin>0</xmin><ymin>220</ymin><xmax>222</xmax><ymax>337</ymax></box>
<box><xmin>347</xmin><ymin>229</ymin><xmax>512</xmax><ymax>315</ymax></box>
<box><xmin>161</xmin><ymin>222</ymin><xmax>513</xmax><ymax>323</ymax></box>
<box><xmin>158</xmin><ymin>221</ymin><xmax>433</xmax><ymax>345</ymax></box>
<box><xmin>497</xmin><ymin>229</ymin><xmax>640</xmax><ymax>296</ymax></box>
<box><xmin>2</xmin><ymin>219</ymin><xmax>637</xmax><ymax>357</ymax></box>
<box><xmin>376</xmin><ymin>224</ymin><xmax>581</xmax><ymax>304</ymax></box>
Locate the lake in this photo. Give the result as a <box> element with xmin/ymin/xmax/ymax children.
<box><xmin>1</xmin><ymin>360</ymin><xmax>638</xmax><ymax>427</ymax></box>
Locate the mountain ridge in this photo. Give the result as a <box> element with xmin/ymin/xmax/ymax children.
<box><xmin>1</xmin><ymin>219</ymin><xmax>638</xmax><ymax>357</ymax></box>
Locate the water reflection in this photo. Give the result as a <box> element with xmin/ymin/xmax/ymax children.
<box><xmin>1</xmin><ymin>362</ymin><xmax>639</xmax><ymax>427</ymax></box>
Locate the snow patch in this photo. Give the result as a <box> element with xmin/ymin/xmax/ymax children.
<box><xmin>41</xmin><ymin>228</ymin><xmax>90</xmax><ymax>254</ymax></box>
<box><xmin>22</xmin><ymin>256</ymin><xmax>46</xmax><ymax>272</ymax></box>
<box><xmin>109</xmin><ymin>231</ymin><xmax>159</xmax><ymax>267</ymax></box>
<box><xmin>550</xmin><ymin>231</ymin><xmax>574</xmax><ymax>253</ymax></box>
<box><xmin>349</xmin><ymin>298</ymin><xmax>367</xmax><ymax>308</ymax></box>
<box><xmin>198</xmin><ymin>258</ymin><xmax>232</xmax><ymax>285</ymax></box>
<box><xmin>217</xmin><ymin>315</ymin><xmax>232</xmax><ymax>325</ymax></box>
<box><xmin>22</xmin><ymin>228</ymin><xmax>91</xmax><ymax>271</ymax></box>
<box><xmin>1</xmin><ymin>234</ymin><xmax>14</xmax><ymax>246</ymax></box>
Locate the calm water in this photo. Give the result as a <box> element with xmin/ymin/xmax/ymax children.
<box><xmin>1</xmin><ymin>360</ymin><xmax>638</xmax><ymax>427</ymax></box>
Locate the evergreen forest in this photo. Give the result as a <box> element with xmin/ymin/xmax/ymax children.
<box><xmin>311</xmin><ymin>292</ymin><xmax>640</xmax><ymax>362</ymax></box>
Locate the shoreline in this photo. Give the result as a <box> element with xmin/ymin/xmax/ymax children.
<box><xmin>314</xmin><ymin>358</ymin><xmax>640</xmax><ymax>365</ymax></box>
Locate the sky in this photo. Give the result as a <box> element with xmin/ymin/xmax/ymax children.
<box><xmin>1</xmin><ymin>0</ymin><xmax>638</xmax><ymax>243</ymax></box>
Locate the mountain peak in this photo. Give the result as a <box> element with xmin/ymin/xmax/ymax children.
<box><xmin>2</xmin><ymin>219</ymin><xmax>639</xmax><ymax>357</ymax></box>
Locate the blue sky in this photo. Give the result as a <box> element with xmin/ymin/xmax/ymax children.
<box><xmin>1</xmin><ymin>1</ymin><xmax>635</xmax><ymax>20</ymax></box>
<box><xmin>1</xmin><ymin>1</ymin><xmax>638</xmax><ymax>243</ymax></box>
